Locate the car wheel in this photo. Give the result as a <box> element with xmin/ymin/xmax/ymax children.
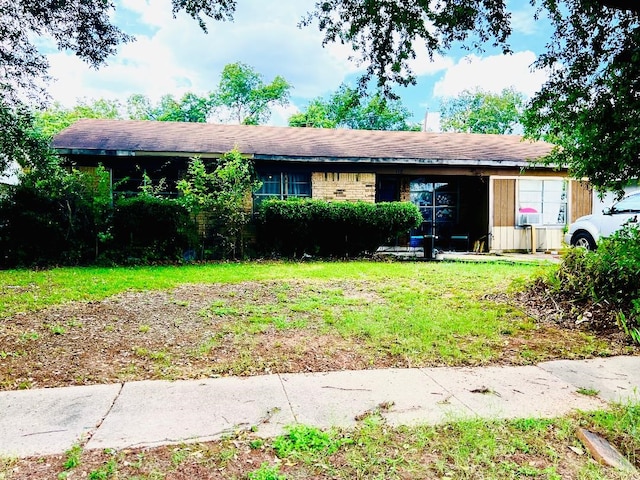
<box><xmin>572</xmin><ymin>232</ymin><xmax>596</xmax><ymax>250</ymax></box>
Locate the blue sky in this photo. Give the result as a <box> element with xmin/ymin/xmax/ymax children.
<box><xmin>43</xmin><ymin>0</ymin><xmax>554</xmax><ymax>130</ymax></box>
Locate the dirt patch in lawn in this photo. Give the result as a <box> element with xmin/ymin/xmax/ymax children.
<box><xmin>0</xmin><ymin>280</ymin><xmax>636</xmax><ymax>391</ymax></box>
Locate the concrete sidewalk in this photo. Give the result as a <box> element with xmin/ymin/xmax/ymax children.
<box><xmin>1</xmin><ymin>356</ymin><xmax>638</xmax><ymax>458</ymax></box>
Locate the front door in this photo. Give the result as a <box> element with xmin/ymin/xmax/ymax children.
<box><xmin>409</xmin><ymin>179</ymin><xmax>458</xmax><ymax>247</ymax></box>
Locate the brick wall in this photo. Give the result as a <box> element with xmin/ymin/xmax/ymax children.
<box><xmin>399</xmin><ymin>177</ymin><xmax>411</xmax><ymax>202</ymax></box>
<box><xmin>311</xmin><ymin>172</ymin><xmax>376</xmax><ymax>203</ymax></box>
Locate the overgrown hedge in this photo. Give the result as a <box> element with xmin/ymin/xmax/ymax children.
<box><xmin>105</xmin><ymin>196</ymin><xmax>199</xmax><ymax>264</ymax></box>
<box><xmin>545</xmin><ymin>225</ymin><xmax>640</xmax><ymax>344</ymax></box>
<box><xmin>2</xmin><ymin>176</ymin><xmax>423</xmax><ymax>266</ymax></box>
<box><xmin>0</xmin><ymin>186</ymin><xmax>199</xmax><ymax>267</ymax></box>
<box><xmin>256</xmin><ymin>199</ymin><xmax>423</xmax><ymax>257</ymax></box>
<box><xmin>0</xmin><ymin>171</ymin><xmax>107</xmax><ymax>268</ymax></box>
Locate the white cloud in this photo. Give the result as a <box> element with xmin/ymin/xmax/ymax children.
<box><xmin>509</xmin><ymin>6</ymin><xmax>539</xmax><ymax>36</ymax></box>
<box><xmin>44</xmin><ymin>0</ymin><xmax>361</xmax><ymax>110</ymax></box>
<box><xmin>432</xmin><ymin>51</ymin><xmax>549</xmax><ymax>99</ymax></box>
<box><xmin>407</xmin><ymin>43</ymin><xmax>455</xmax><ymax>77</ymax></box>
<box><xmin>119</xmin><ymin>0</ymin><xmax>173</xmax><ymax>28</ymax></box>
<box><xmin>270</xmin><ymin>103</ymin><xmax>300</xmax><ymax>127</ymax></box>
<box><xmin>46</xmin><ymin>34</ymin><xmax>199</xmax><ymax>106</ymax></box>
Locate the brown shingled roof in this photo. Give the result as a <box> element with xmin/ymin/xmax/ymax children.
<box><xmin>51</xmin><ymin>119</ymin><xmax>555</xmax><ymax>166</ymax></box>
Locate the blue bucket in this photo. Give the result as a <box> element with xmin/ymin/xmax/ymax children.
<box><xmin>409</xmin><ymin>235</ymin><xmax>423</xmax><ymax>247</ymax></box>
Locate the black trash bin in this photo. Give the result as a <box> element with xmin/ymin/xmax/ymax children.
<box><xmin>423</xmin><ymin>234</ymin><xmax>437</xmax><ymax>260</ymax></box>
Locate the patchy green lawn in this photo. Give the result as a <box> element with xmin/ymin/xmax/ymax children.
<box><xmin>0</xmin><ymin>261</ymin><xmax>633</xmax><ymax>390</ymax></box>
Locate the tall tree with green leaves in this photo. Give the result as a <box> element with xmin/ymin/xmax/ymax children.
<box><xmin>177</xmin><ymin>148</ymin><xmax>261</xmax><ymax>259</ymax></box>
<box><xmin>523</xmin><ymin>14</ymin><xmax>640</xmax><ymax>194</ymax></box>
<box><xmin>439</xmin><ymin>88</ymin><xmax>524</xmax><ymax>135</ymax></box>
<box><xmin>33</xmin><ymin>99</ymin><xmax>122</xmax><ymax>138</ymax></box>
<box><xmin>289</xmin><ymin>84</ymin><xmax>418</xmax><ymax>131</ymax></box>
<box><xmin>126</xmin><ymin>93</ymin><xmax>212</xmax><ymax>122</ymax></box>
<box><xmin>0</xmin><ymin>103</ymin><xmax>51</xmax><ymax>172</ymax></box>
<box><xmin>210</xmin><ymin>62</ymin><xmax>291</xmax><ymax>125</ymax></box>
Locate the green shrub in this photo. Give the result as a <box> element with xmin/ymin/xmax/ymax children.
<box><xmin>256</xmin><ymin>199</ymin><xmax>422</xmax><ymax>258</ymax></box>
<box><xmin>547</xmin><ymin>224</ymin><xmax>640</xmax><ymax>343</ymax></box>
<box><xmin>177</xmin><ymin>150</ymin><xmax>261</xmax><ymax>260</ymax></box>
<box><xmin>0</xmin><ymin>163</ymin><xmax>111</xmax><ymax>268</ymax></box>
<box><xmin>106</xmin><ymin>196</ymin><xmax>198</xmax><ymax>264</ymax></box>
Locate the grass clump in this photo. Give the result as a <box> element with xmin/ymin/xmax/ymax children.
<box><xmin>272</xmin><ymin>425</ymin><xmax>347</xmax><ymax>458</ymax></box>
<box><xmin>248</xmin><ymin>462</ymin><xmax>287</xmax><ymax>480</ymax></box>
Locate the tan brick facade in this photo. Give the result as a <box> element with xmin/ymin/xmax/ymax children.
<box><xmin>311</xmin><ymin>172</ymin><xmax>376</xmax><ymax>203</ymax></box>
<box><xmin>399</xmin><ymin>177</ymin><xmax>411</xmax><ymax>202</ymax></box>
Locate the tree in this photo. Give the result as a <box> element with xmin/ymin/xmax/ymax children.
<box><xmin>126</xmin><ymin>93</ymin><xmax>212</xmax><ymax>122</ymax></box>
<box><xmin>289</xmin><ymin>84</ymin><xmax>419</xmax><ymax>131</ymax></box>
<box><xmin>523</xmin><ymin>7</ymin><xmax>640</xmax><ymax>195</ymax></box>
<box><xmin>0</xmin><ymin>154</ymin><xmax>113</xmax><ymax>267</ymax></box>
<box><xmin>288</xmin><ymin>102</ymin><xmax>336</xmax><ymax>129</ymax></box>
<box><xmin>0</xmin><ymin>1</ymin><xmax>238</xmax><ymax>108</ymax></box>
<box><xmin>439</xmin><ymin>88</ymin><xmax>524</xmax><ymax>135</ymax></box>
<box><xmin>176</xmin><ymin>148</ymin><xmax>262</xmax><ymax>259</ymax></box>
<box><xmin>210</xmin><ymin>62</ymin><xmax>291</xmax><ymax>125</ymax></box>
<box><xmin>33</xmin><ymin>99</ymin><xmax>122</xmax><ymax>138</ymax></box>
<box><xmin>32</xmin><ymin>92</ymin><xmax>212</xmax><ymax>140</ymax></box>
<box><xmin>0</xmin><ymin>1</ymin><xmax>235</xmax><ymax>172</ymax></box>
<box><xmin>0</xmin><ymin>102</ymin><xmax>51</xmax><ymax>171</ymax></box>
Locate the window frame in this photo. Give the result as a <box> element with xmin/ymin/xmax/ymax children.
<box><xmin>517</xmin><ymin>178</ymin><xmax>567</xmax><ymax>227</ymax></box>
<box><xmin>253</xmin><ymin>171</ymin><xmax>312</xmax><ymax>206</ymax></box>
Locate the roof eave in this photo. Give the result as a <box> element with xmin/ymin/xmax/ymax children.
<box><xmin>54</xmin><ymin>149</ymin><xmax>240</xmax><ymax>159</ymax></box>
<box><xmin>255</xmin><ymin>155</ymin><xmax>543</xmax><ymax>168</ymax></box>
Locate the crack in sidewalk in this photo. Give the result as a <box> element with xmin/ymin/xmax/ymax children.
<box><xmin>277</xmin><ymin>374</ymin><xmax>298</xmax><ymax>423</ymax></box>
<box><xmin>80</xmin><ymin>382</ymin><xmax>126</xmax><ymax>448</ymax></box>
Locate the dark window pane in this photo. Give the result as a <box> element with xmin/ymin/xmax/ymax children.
<box><xmin>287</xmin><ymin>173</ymin><xmax>311</xmax><ymax>197</ymax></box>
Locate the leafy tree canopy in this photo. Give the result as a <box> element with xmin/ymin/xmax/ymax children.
<box><xmin>289</xmin><ymin>84</ymin><xmax>419</xmax><ymax>131</ymax></box>
<box><xmin>439</xmin><ymin>88</ymin><xmax>524</xmax><ymax>135</ymax></box>
<box><xmin>523</xmin><ymin>4</ymin><xmax>640</xmax><ymax>195</ymax></box>
<box><xmin>126</xmin><ymin>93</ymin><xmax>212</xmax><ymax>123</ymax></box>
<box><xmin>210</xmin><ymin>62</ymin><xmax>291</xmax><ymax>125</ymax></box>
<box><xmin>0</xmin><ymin>102</ymin><xmax>53</xmax><ymax>173</ymax></box>
<box><xmin>32</xmin><ymin>62</ymin><xmax>285</xmax><ymax>141</ymax></box>
<box><xmin>33</xmin><ymin>99</ymin><xmax>122</xmax><ymax>138</ymax></box>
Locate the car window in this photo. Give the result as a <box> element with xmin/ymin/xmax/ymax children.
<box><xmin>612</xmin><ymin>194</ymin><xmax>640</xmax><ymax>213</ymax></box>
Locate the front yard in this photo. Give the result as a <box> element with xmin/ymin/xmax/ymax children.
<box><xmin>0</xmin><ymin>261</ymin><xmax>633</xmax><ymax>390</ymax></box>
<box><xmin>1</xmin><ymin>260</ymin><xmax>638</xmax><ymax>479</ymax></box>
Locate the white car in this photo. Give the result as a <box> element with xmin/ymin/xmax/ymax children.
<box><xmin>565</xmin><ymin>192</ymin><xmax>640</xmax><ymax>249</ymax></box>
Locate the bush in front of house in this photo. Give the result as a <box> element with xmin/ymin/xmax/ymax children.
<box><xmin>176</xmin><ymin>151</ymin><xmax>262</xmax><ymax>260</ymax></box>
<box><xmin>0</xmin><ymin>162</ymin><xmax>112</xmax><ymax>268</ymax></box>
<box><xmin>544</xmin><ymin>224</ymin><xmax>640</xmax><ymax>344</ymax></box>
<box><xmin>256</xmin><ymin>199</ymin><xmax>423</xmax><ymax>257</ymax></box>
<box><xmin>106</xmin><ymin>195</ymin><xmax>199</xmax><ymax>264</ymax></box>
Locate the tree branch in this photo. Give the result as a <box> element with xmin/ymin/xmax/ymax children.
<box><xmin>597</xmin><ymin>0</ymin><xmax>640</xmax><ymax>14</ymax></box>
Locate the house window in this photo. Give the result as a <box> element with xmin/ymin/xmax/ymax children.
<box><xmin>518</xmin><ymin>179</ymin><xmax>567</xmax><ymax>226</ymax></box>
<box><xmin>254</xmin><ymin>172</ymin><xmax>311</xmax><ymax>205</ymax></box>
